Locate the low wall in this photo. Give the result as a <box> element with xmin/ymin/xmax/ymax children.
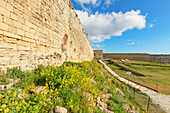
<box><xmin>103</xmin><ymin>53</ymin><xmax>170</xmax><ymax>63</ymax></box>
<box><xmin>94</xmin><ymin>50</ymin><xmax>103</xmax><ymax>59</ymax></box>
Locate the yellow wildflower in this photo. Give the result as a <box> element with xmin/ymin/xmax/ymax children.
<box><xmin>15</xmin><ymin>102</ymin><xmax>18</xmax><ymax>105</ymax></box>
<box><xmin>0</xmin><ymin>94</ymin><xmax>4</xmax><ymax>99</ymax></box>
<box><xmin>4</xmin><ymin>108</ymin><xmax>9</xmax><ymax>113</ymax></box>
<box><xmin>7</xmin><ymin>91</ymin><xmax>11</xmax><ymax>94</ymax></box>
<box><xmin>23</xmin><ymin>91</ymin><xmax>25</xmax><ymax>95</ymax></box>
<box><xmin>16</xmin><ymin>106</ymin><xmax>19</xmax><ymax>110</ymax></box>
<box><xmin>22</xmin><ymin>100</ymin><xmax>25</xmax><ymax>103</ymax></box>
<box><xmin>0</xmin><ymin>109</ymin><xmax>2</xmax><ymax>111</ymax></box>
<box><xmin>50</xmin><ymin>89</ymin><xmax>53</xmax><ymax>93</ymax></box>
<box><xmin>69</xmin><ymin>105</ymin><xmax>73</xmax><ymax>108</ymax></box>
<box><xmin>1</xmin><ymin>104</ymin><xmax>6</xmax><ymax>108</ymax></box>
<box><xmin>44</xmin><ymin>92</ymin><xmax>47</xmax><ymax>95</ymax></box>
<box><xmin>13</xmin><ymin>91</ymin><xmax>17</xmax><ymax>97</ymax></box>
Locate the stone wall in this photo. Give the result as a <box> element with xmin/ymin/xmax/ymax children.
<box><xmin>0</xmin><ymin>0</ymin><xmax>94</xmax><ymax>72</ymax></box>
<box><xmin>94</xmin><ymin>50</ymin><xmax>103</xmax><ymax>59</ymax></box>
<box><xmin>104</xmin><ymin>53</ymin><xmax>170</xmax><ymax>63</ymax></box>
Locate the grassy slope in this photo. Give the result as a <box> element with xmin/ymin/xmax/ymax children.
<box><xmin>0</xmin><ymin>61</ymin><xmax>164</xmax><ymax>113</ymax></box>
<box><xmin>127</xmin><ymin>60</ymin><xmax>170</xmax><ymax>67</ymax></box>
<box><xmin>106</xmin><ymin>60</ymin><xmax>170</xmax><ymax>95</ymax></box>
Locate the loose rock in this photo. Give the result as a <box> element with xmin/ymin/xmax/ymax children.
<box><xmin>106</xmin><ymin>93</ymin><xmax>113</xmax><ymax>100</ymax></box>
<box><xmin>114</xmin><ymin>88</ymin><xmax>125</xmax><ymax>98</ymax></box>
<box><xmin>55</xmin><ymin>106</ymin><xmax>67</xmax><ymax>113</ymax></box>
<box><xmin>33</xmin><ymin>86</ymin><xmax>46</xmax><ymax>93</ymax></box>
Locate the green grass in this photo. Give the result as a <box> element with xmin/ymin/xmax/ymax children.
<box><xmin>127</xmin><ymin>60</ymin><xmax>170</xmax><ymax>67</ymax></box>
<box><xmin>106</xmin><ymin>60</ymin><xmax>170</xmax><ymax>95</ymax></box>
<box><xmin>0</xmin><ymin>61</ymin><xmax>165</xmax><ymax>113</ymax></box>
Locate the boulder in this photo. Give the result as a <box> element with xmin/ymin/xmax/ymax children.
<box><xmin>106</xmin><ymin>93</ymin><xmax>113</xmax><ymax>101</ymax></box>
<box><xmin>18</xmin><ymin>94</ymin><xmax>30</xmax><ymax>100</ymax></box>
<box><xmin>103</xmin><ymin>88</ymin><xmax>107</xmax><ymax>93</ymax></box>
<box><xmin>33</xmin><ymin>86</ymin><xmax>46</xmax><ymax>94</ymax></box>
<box><xmin>55</xmin><ymin>106</ymin><xmax>67</xmax><ymax>113</ymax></box>
<box><xmin>83</xmin><ymin>92</ymin><xmax>93</xmax><ymax>102</ymax></box>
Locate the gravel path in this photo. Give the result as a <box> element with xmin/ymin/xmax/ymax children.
<box><xmin>99</xmin><ymin>60</ymin><xmax>170</xmax><ymax>113</ymax></box>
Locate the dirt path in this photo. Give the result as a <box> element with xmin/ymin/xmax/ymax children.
<box><xmin>99</xmin><ymin>60</ymin><xmax>170</xmax><ymax>113</ymax></box>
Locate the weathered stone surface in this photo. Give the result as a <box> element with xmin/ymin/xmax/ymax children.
<box><xmin>0</xmin><ymin>0</ymin><xmax>94</xmax><ymax>72</ymax></box>
<box><xmin>33</xmin><ymin>86</ymin><xmax>46</xmax><ymax>94</ymax></box>
<box><xmin>55</xmin><ymin>106</ymin><xmax>67</xmax><ymax>113</ymax></box>
<box><xmin>114</xmin><ymin>88</ymin><xmax>125</xmax><ymax>98</ymax></box>
<box><xmin>104</xmin><ymin>53</ymin><xmax>170</xmax><ymax>63</ymax></box>
<box><xmin>0</xmin><ymin>79</ymin><xmax>20</xmax><ymax>91</ymax></box>
<box><xmin>96</xmin><ymin>96</ymin><xmax>114</xmax><ymax>113</ymax></box>
<box><xmin>105</xmin><ymin>93</ymin><xmax>113</xmax><ymax>100</ymax></box>
<box><xmin>18</xmin><ymin>94</ymin><xmax>30</xmax><ymax>100</ymax></box>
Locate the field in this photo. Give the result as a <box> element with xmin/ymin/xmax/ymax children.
<box><xmin>105</xmin><ymin>60</ymin><xmax>170</xmax><ymax>95</ymax></box>
<box><xmin>0</xmin><ymin>61</ymin><xmax>164</xmax><ymax>113</ymax></box>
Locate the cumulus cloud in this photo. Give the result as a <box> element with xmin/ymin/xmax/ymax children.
<box><xmin>127</xmin><ymin>42</ymin><xmax>135</xmax><ymax>45</ymax></box>
<box><xmin>95</xmin><ymin>44</ymin><xmax>103</xmax><ymax>47</ymax></box>
<box><xmin>76</xmin><ymin>10</ymin><xmax>147</xmax><ymax>43</ymax></box>
<box><xmin>149</xmin><ymin>24</ymin><xmax>154</xmax><ymax>28</ymax></box>
<box><xmin>104</xmin><ymin>0</ymin><xmax>117</xmax><ymax>7</ymax></box>
<box><xmin>75</xmin><ymin>0</ymin><xmax>98</xmax><ymax>4</ymax></box>
<box><xmin>75</xmin><ymin>0</ymin><xmax>115</xmax><ymax>5</ymax></box>
<box><xmin>74</xmin><ymin>0</ymin><xmax>117</xmax><ymax>8</ymax></box>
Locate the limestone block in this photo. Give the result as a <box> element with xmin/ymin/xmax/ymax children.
<box><xmin>19</xmin><ymin>60</ymin><xmax>29</xmax><ymax>66</ymax></box>
<box><xmin>10</xmin><ymin>13</ymin><xmax>17</xmax><ymax>20</ymax></box>
<box><xmin>7</xmin><ymin>3</ymin><xmax>13</xmax><ymax>12</ymax></box>
<box><xmin>0</xmin><ymin>0</ymin><xmax>7</xmax><ymax>8</ymax></box>
<box><xmin>0</xmin><ymin>6</ymin><xmax>10</xmax><ymax>17</ymax></box>
<box><xmin>0</xmin><ymin>57</ymin><xmax>10</xmax><ymax>65</ymax></box>
<box><xmin>20</xmin><ymin>55</ymin><xmax>28</xmax><ymax>60</ymax></box>
<box><xmin>13</xmin><ymin>21</ymin><xmax>22</xmax><ymax>29</ymax></box>
<box><xmin>3</xmin><ymin>31</ymin><xmax>15</xmax><ymax>38</ymax></box>
<box><xmin>17</xmin><ymin>16</ymin><xmax>25</xmax><ymax>24</ymax></box>
<box><xmin>0</xmin><ymin>49</ymin><xmax>7</xmax><ymax>57</ymax></box>
<box><xmin>0</xmin><ymin>14</ymin><xmax>2</xmax><ymax>22</ymax></box>
<box><xmin>10</xmin><ymin>57</ymin><xmax>19</xmax><ymax>65</ymax></box>
<box><xmin>25</xmin><ymin>32</ymin><xmax>34</xmax><ymax>38</ymax></box>
<box><xmin>0</xmin><ymin>22</ymin><xmax>9</xmax><ymax>31</ymax></box>
<box><xmin>0</xmin><ymin>42</ymin><xmax>17</xmax><ymax>49</ymax></box>
<box><xmin>17</xmin><ymin>29</ymin><xmax>25</xmax><ymax>36</ymax></box>
<box><xmin>19</xmin><ymin>51</ymin><xmax>30</xmax><ymax>55</ymax></box>
<box><xmin>8</xmin><ymin>52</ymin><xmax>19</xmax><ymax>57</ymax></box>
<box><xmin>8</xmin><ymin>25</ymin><xmax>17</xmax><ymax>34</ymax></box>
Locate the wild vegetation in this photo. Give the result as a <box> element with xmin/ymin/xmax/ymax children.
<box><xmin>105</xmin><ymin>60</ymin><xmax>170</xmax><ymax>95</ymax></box>
<box><xmin>0</xmin><ymin>61</ymin><xmax>164</xmax><ymax>113</ymax></box>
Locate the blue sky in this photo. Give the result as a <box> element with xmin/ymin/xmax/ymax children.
<box><xmin>71</xmin><ymin>0</ymin><xmax>170</xmax><ymax>54</ymax></box>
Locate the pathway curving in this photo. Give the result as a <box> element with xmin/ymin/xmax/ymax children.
<box><xmin>99</xmin><ymin>60</ymin><xmax>170</xmax><ymax>113</ymax></box>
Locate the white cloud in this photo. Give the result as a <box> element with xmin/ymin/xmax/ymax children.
<box><xmin>75</xmin><ymin>0</ymin><xmax>98</xmax><ymax>4</ymax></box>
<box><xmin>149</xmin><ymin>24</ymin><xmax>154</xmax><ymax>28</ymax></box>
<box><xmin>128</xmin><ymin>40</ymin><xmax>135</xmax><ymax>42</ymax></box>
<box><xmin>76</xmin><ymin>10</ymin><xmax>146</xmax><ymax>43</ymax></box>
<box><xmin>75</xmin><ymin>0</ymin><xmax>116</xmax><ymax>5</ymax></box>
<box><xmin>127</xmin><ymin>42</ymin><xmax>135</xmax><ymax>45</ymax></box>
<box><xmin>105</xmin><ymin>0</ymin><xmax>115</xmax><ymax>5</ymax></box>
<box><xmin>95</xmin><ymin>44</ymin><xmax>103</xmax><ymax>47</ymax></box>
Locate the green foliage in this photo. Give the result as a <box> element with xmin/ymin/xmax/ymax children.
<box><xmin>0</xmin><ymin>61</ymin><xmax>163</xmax><ymax>113</ymax></box>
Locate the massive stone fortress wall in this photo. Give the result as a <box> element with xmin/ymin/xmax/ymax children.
<box><xmin>0</xmin><ymin>0</ymin><xmax>94</xmax><ymax>72</ymax></box>
<box><xmin>104</xmin><ymin>53</ymin><xmax>170</xmax><ymax>63</ymax></box>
